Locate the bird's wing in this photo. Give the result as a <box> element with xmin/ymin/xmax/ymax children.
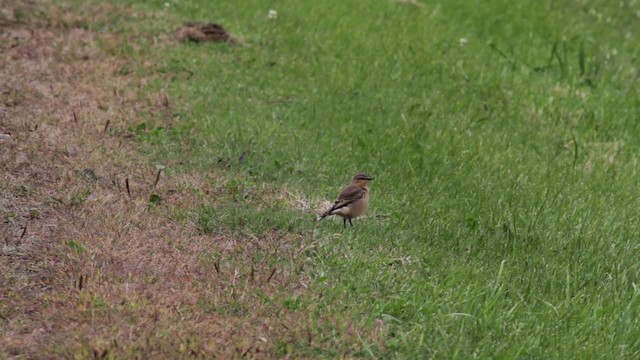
<box><xmin>330</xmin><ymin>185</ymin><xmax>366</xmax><ymax>211</ymax></box>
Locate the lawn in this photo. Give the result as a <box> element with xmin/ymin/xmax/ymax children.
<box><xmin>115</xmin><ymin>0</ymin><xmax>640</xmax><ymax>357</ymax></box>
<box><xmin>4</xmin><ymin>0</ymin><xmax>640</xmax><ymax>357</ymax></box>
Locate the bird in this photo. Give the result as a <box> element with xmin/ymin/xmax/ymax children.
<box><xmin>318</xmin><ymin>173</ymin><xmax>374</xmax><ymax>228</ymax></box>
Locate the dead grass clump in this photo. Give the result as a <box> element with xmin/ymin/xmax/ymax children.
<box><xmin>177</xmin><ymin>22</ymin><xmax>232</xmax><ymax>43</ymax></box>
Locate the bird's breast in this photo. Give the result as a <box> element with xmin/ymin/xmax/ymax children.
<box><xmin>349</xmin><ymin>191</ymin><xmax>368</xmax><ymax>217</ymax></box>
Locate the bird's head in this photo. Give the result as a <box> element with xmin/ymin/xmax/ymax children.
<box><xmin>352</xmin><ymin>173</ymin><xmax>374</xmax><ymax>187</ymax></box>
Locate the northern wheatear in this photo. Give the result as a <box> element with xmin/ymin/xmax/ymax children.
<box><xmin>318</xmin><ymin>173</ymin><xmax>374</xmax><ymax>228</ymax></box>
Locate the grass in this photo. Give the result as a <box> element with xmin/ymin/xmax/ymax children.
<box><xmin>110</xmin><ymin>0</ymin><xmax>640</xmax><ymax>356</ymax></box>
<box><xmin>3</xmin><ymin>0</ymin><xmax>640</xmax><ymax>358</ymax></box>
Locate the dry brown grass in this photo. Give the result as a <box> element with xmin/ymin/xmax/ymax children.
<box><xmin>0</xmin><ymin>1</ymin><xmax>388</xmax><ymax>358</ymax></box>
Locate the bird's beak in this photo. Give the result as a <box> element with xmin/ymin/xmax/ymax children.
<box><xmin>366</xmin><ymin>176</ymin><xmax>375</xmax><ymax>180</ymax></box>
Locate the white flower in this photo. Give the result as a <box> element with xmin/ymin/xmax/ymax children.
<box><xmin>268</xmin><ymin>9</ymin><xmax>277</xmax><ymax>20</ymax></box>
<box><xmin>164</xmin><ymin>2</ymin><xmax>170</xmax><ymax>8</ymax></box>
<box><xmin>459</xmin><ymin>37</ymin><xmax>468</xmax><ymax>47</ymax></box>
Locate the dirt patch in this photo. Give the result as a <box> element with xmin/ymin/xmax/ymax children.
<box><xmin>0</xmin><ymin>1</ymin><xmax>341</xmax><ymax>358</ymax></box>
<box><xmin>177</xmin><ymin>22</ymin><xmax>234</xmax><ymax>44</ymax></box>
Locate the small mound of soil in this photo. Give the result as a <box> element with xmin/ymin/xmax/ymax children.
<box><xmin>177</xmin><ymin>22</ymin><xmax>232</xmax><ymax>43</ymax></box>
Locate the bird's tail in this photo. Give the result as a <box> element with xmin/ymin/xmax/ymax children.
<box><xmin>317</xmin><ymin>208</ymin><xmax>333</xmax><ymax>221</ymax></box>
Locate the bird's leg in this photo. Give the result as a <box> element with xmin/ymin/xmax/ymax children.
<box><xmin>348</xmin><ymin>218</ymin><xmax>353</xmax><ymax>227</ymax></box>
<box><xmin>343</xmin><ymin>218</ymin><xmax>347</xmax><ymax>228</ymax></box>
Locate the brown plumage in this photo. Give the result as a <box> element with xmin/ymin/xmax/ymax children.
<box><xmin>318</xmin><ymin>173</ymin><xmax>374</xmax><ymax>228</ymax></box>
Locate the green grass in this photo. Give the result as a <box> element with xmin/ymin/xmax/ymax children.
<box><xmin>98</xmin><ymin>0</ymin><xmax>640</xmax><ymax>357</ymax></box>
